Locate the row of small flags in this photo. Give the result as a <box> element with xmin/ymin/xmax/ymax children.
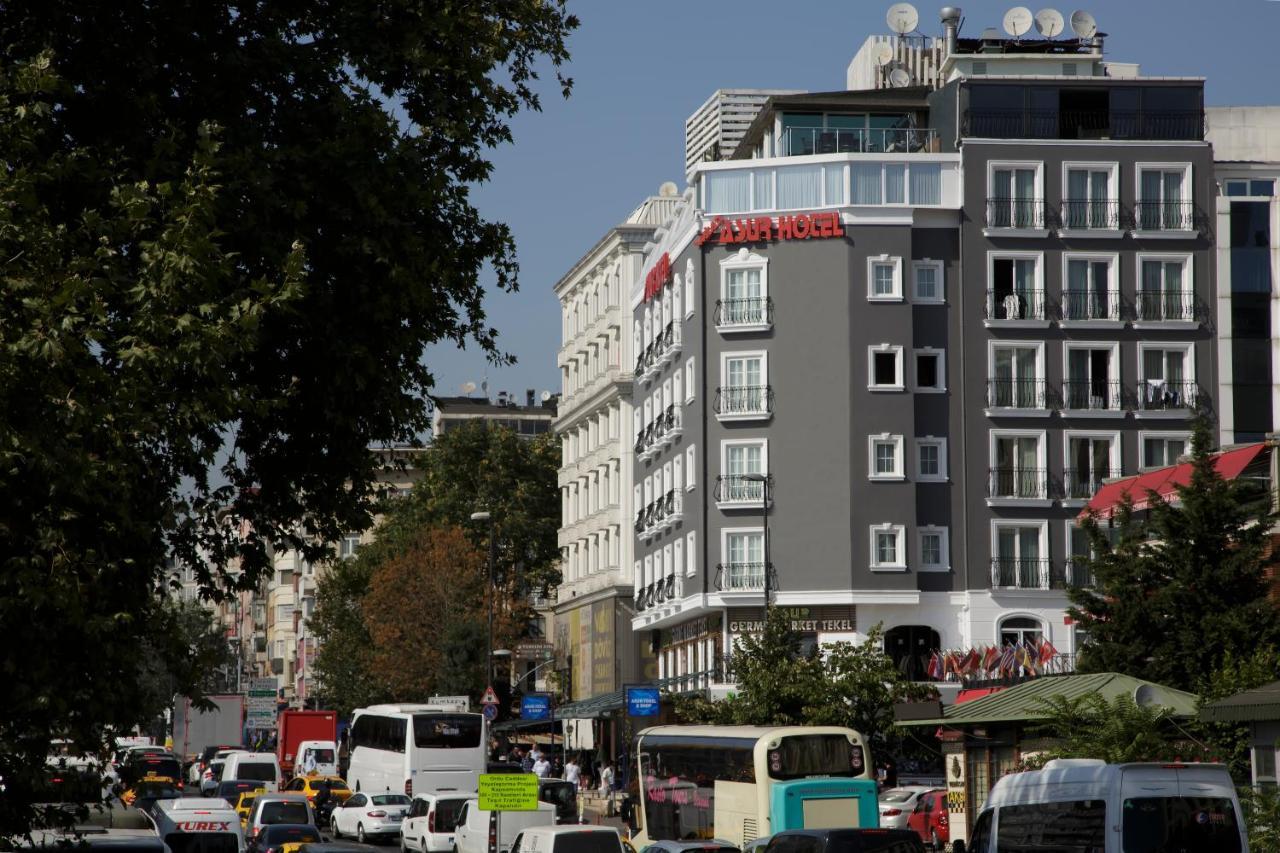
<box><xmin>926</xmin><ymin>639</ymin><xmax>1059</xmax><ymax>680</ymax></box>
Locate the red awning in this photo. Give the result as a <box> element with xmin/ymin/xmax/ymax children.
<box><xmin>1080</xmin><ymin>444</ymin><xmax>1267</xmax><ymax>521</ymax></box>
<box><xmin>955</xmin><ymin>687</ymin><xmax>1003</xmax><ymax>704</ymax></box>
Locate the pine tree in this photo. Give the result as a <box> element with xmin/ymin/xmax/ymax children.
<box><xmin>1069</xmin><ymin>418</ymin><xmax>1280</xmax><ymax>691</ymax></box>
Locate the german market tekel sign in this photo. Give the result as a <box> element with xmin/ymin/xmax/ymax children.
<box><xmin>695</xmin><ymin>211</ymin><xmax>845</xmax><ymax>247</ymax></box>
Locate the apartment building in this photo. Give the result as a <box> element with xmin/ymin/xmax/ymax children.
<box><xmin>685</xmin><ymin>89</ymin><xmax>805</xmax><ymax>177</ymax></box>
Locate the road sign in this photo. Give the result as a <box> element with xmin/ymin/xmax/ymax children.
<box><xmin>520</xmin><ymin>693</ymin><xmax>551</xmax><ymax>721</ymax></box>
<box><xmin>482</xmin><ymin>704</ymin><xmax>498</xmax><ymax>722</ymax></box>
<box><xmin>246</xmin><ymin>676</ymin><xmax>279</xmax><ymax>729</ymax></box>
<box><xmin>625</xmin><ymin>684</ymin><xmax>660</xmax><ymax>717</ymax></box>
<box><xmin>481</xmin><ymin>685</ymin><xmax>500</xmax><ymax>706</ymax></box>
<box><xmin>478</xmin><ymin>773</ymin><xmax>539</xmax><ymax>811</ymax></box>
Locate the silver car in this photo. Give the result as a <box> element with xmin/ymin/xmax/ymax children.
<box><xmin>877</xmin><ymin>785</ymin><xmax>933</xmax><ymax>829</ymax></box>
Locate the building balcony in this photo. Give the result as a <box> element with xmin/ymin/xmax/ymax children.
<box><xmin>1134</xmin><ymin>201</ymin><xmax>1197</xmax><ymax>233</ymax></box>
<box><xmin>1062</xmin><ymin>288</ymin><xmax>1121</xmax><ymax>323</ymax></box>
<box><xmin>984</xmin><ymin>197</ymin><xmax>1048</xmax><ymax>232</ymax></box>
<box><xmin>714</xmin><ymin>474</ymin><xmax>772</xmax><ymax>510</ymax></box>
<box><xmin>1053</xmin><ymin>560</ymin><xmax>1095</xmax><ymax>590</ymax></box>
<box><xmin>985</xmin><ymin>378</ymin><xmax>1052</xmax><ymax>413</ymax></box>
<box><xmin>1061</xmin><ymin>379</ymin><xmax>1124</xmax><ymax>413</ymax></box>
<box><xmin>985</xmin><ymin>289</ymin><xmax>1046</xmax><ymax>323</ymax></box>
<box><xmin>986</xmin><ymin>467</ymin><xmax>1050</xmax><ymax>502</ymax></box>
<box><xmin>1135</xmin><ymin>290</ymin><xmax>1196</xmax><ymax>324</ymax></box>
<box><xmin>715</xmin><ymin>297</ymin><xmax>773</xmax><ymax>333</ymax></box>
<box><xmin>1060</xmin><ymin>199</ymin><xmax>1122</xmax><ymax>232</ymax></box>
<box><xmin>714</xmin><ymin>385</ymin><xmax>774</xmax><ymax>421</ymax></box>
<box><xmin>962</xmin><ymin>108</ymin><xmax>1204</xmax><ymax>142</ymax></box>
<box><xmin>779</xmin><ymin>126</ymin><xmax>938</xmax><ymax>157</ymax></box>
<box><xmin>990</xmin><ymin>558</ymin><xmax>1050</xmax><ymax>591</ymax></box>
<box><xmin>1062</xmin><ymin>469</ymin><xmax>1121</xmax><ymax>502</ymax></box>
<box><xmin>1135</xmin><ymin>380</ymin><xmax>1199</xmax><ymax>414</ymax></box>
<box><xmin>715</xmin><ymin>562</ymin><xmax>768</xmax><ymax>592</ymax></box>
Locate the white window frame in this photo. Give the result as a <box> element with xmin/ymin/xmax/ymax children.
<box><xmin>1138</xmin><ymin>430</ymin><xmax>1192</xmax><ymax>470</ymax></box>
<box><xmin>721</xmin><ymin>526</ymin><xmax>765</xmax><ymax>578</ymax></box>
<box><xmin>674</xmin><ymin>538</ymin><xmax>684</xmax><ymax>581</ymax></box>
<box><xmin>719</xmin><ymin>438</ymin><xmax>770</xmax><ymax>506</ymax></box>
<box><xmin>1060</xmin><ymin>161</ymin><xmax>1121</xmax><ymax>234</ymax></box>
<box><xmin>1136</xmin><ymin>341</ymin><xmax>1197</xmax><ymax>417</ymax></box>
<box><xmin>987</xmin><ymin>428</ymin><xmax>1051</xmax><ymax>506</ymax></box>
<box><xmin>917</xmin><ymin>526</ymin><xmax>950</xmax><ymax>572</ymax></box>
<box><xmin>916</xmin><ymin>437</ymin><xmax>948</xmax><ymax>482</ymax></box>
<box><xmin>984</xmin><ymin>340</ymin><xmax>1047</xmax><ymax>415</ymax></box>
<box><xmin>912</xmin><ymin>259</ymin><xmax>945</xmax><ymax>304</ymax></box>
<box><xmin>913</xmin><ymin>347</ymin><xmax>946</xmax><ymax>393</ymax></box>
<box><xmin>685</xmin><ymin>445</ymin><xmax>696</xmax><ymax>490</ymax></box>
<box><xmin>989</xmin><ymin>520</ymin><xmax>1050</xmax><ymax>588</ymax></box>
<box><xmin>867</xmin><ymin>433</ymin><xmax>905</xmax><ymax>482</ymax></box>
<box><xmin>1135</xmin><ymin>161</ymin><xmax>1193</xmax><ymax>203</ymax></box>
<box><xmin>718</xmin><ymin>350</ymin><xmax>770</xmax><ymax>422</ymax></box>
<box><xmin>985</xmin><ymin>160</ymin><xmax>1047</xmax><ymax>235</ymax></box>
<box><xmin>718</xmin><ymin>249</ymin><xmax>771</xmax><ymax>333</ymax></box>
<box><xmin>1061</xmin><ymin>429</ymin><xmax>1123</xmax><ymax>503</ymax></box>
<box><xmin>1060</xmin><ymin>252</ymin><xmax>1121</xmax><ymax>326</ymax></box>
<box><xmin>869</xmin><ymin>523</ymin><xmax>907</xmax><ymax>572</ymax></box>
<box><xmin>686</xmin><ymin>531</ymin><xmax>697</xmax><ymax>577</ymax></box>
<box><xmin>684</xmin><ymin>259</ymin><xmax>696</xmax><ymax>318</ymax></box>
<box><xmin>985</xmin><ymin>250</ymin><xmax>1047</xmax><ymax>326</ymax></box>
<box><xmin>868</xmin><ymin>344</ymin><xmax>905</xmax><ymax>392</ymax></box>
<box><xmin>685</xmin><ymin>357</ymin><xmax>696</xmax><ymax>402</ymax></box>
<box><xmin>1061</xmin><ymin>340</ymin><xmax>1123</xmax><ymax>415</ymax></box>
<box><xmin>997</xmin><ymin>612</ymin><xmax>1049</xmax><ymax>644</ymax></box>
<box><xmin>866</xmin><ymin>255</ymin><xmax>904</xmax><ymax>302</ymax></box>
<box><xmin>1133</xmin><ymin>252</ymin><xmax>1195</xmax><ymax>328</ymax></box>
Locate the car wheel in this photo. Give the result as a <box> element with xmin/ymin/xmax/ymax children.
<box><xmin>358</xmin><ymin>823</ymin><xmax>367</xmax><ymax>845</ymax></box>
<box><xmin>331</xmin><ymin>817</ymin><xmax>342</xmax><ymax>839</ymax></box>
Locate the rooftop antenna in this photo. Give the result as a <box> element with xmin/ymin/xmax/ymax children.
<box><xmin>1002</xmin><ymin>6</ymin><xmax>1034</xmax><ymax>39</ymax></box>
<box><xmin>887</xmin><ymin>64</ymin><xmax>913</xmax><ymax>88</ymax></box>
<box><xmin>886</xmin><ymin>2</ymin><xmax>920</xmax><ymax>35</ymax></box>
<box><xmin>875</xmin><ymin>42</ymin><xmax>896</xmax><ymax>67</ymax></box>
<box><xmin>1034</xmin><ymin>8</ymin><xmax>1064</xmax><ymax>38</ymax></box>
<box><xmin>461</xmin><ymin>381</ymin><xmax>477</xmax><ymax>396</ymax></box>
<box><xmin>540</xmin><ymin>390</ymin><xmax>552</xmax><ymax>402</ymax></box>
<box><xmin>1069</xmin><ymin>9</ymin><xmax>1097</xmax><ymax>38</ymax></box>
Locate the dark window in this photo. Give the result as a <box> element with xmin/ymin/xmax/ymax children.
<box><xmin>308</xmin><ymin>749</ymin><xmax>335</xmax><ymax>763</ymax></box>
<box><xmin>640</xmin><ymin>736</ymin><xmax>757</xmax><ymax>840</ymax></box>
<box><xmin>916</xmin><ymin>354</ymin><xmax>939</xmax><ymax>390</ymax></box>
<box><xmin>164</xmin><ymin>834</ymin><xmax>240</xmax><ymax>853</ymax></box>
<box><xmin>770</xmin><ymin>735</ymin><xmax>864</xmax><ymax>780</ymax></box>
<box><xmin>259</xmin><ymin>801</ymin><xmax>311</xmax><ymax>825</ymax></box>
<box><xmin>261</xmin><ymin>826</ymin><xmax>322</xmax><ymax>845</ymax></box>
<box><xmin>236</xmin><ymin>762</ymin><xmax>276</xmax><ymax>782</ymax></box>
<box><xmin>873</xmin><ymin>352</ymin><xmax>898</xmax><ymax>386</ymax></box>
<box><xmin>434</xmin><ymin>798</ymin><xmax>468</xmax><ymax>832</ymax></box>
<box><xmin>969</xmin><ymin>811</ymin><xmax>994</xmax><ymax>853</ymax></box>
<box><xmin>136</xmin><ymin>757</ymin><xmax>182</xmax><ymax>781</ymax></box>
<box><xmin>996</xmin><ymin>800</ymin><xmax>1105</xmax><ymax>851</ymax></box>
<box><xmin>552</xmin><ymin>833</ymin><xmax>625</xmax><ymax>853</ymax></box>
<box><xmin>413</xmin><ymin>714</ymin><xmax>482</xmax><ymax>748</ymax></box>
<box><xmin>372</xmin><ymin>794</ymin><xmax>411</xmax><ymax>806</ymax></box>
<box><xmin>1121</xmin><ymin>796</ymin><xmax>1241</xmax><ymax>853</ymax></box>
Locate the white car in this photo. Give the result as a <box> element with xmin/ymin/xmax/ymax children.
<box><xmin>332</xmin><ymin>791</ymin><xmax>412</xmax><ymax>844</ymax></box>
<box><xmin>400</xmin><ymin>791</ymin><xmax>473</xmax><ymax>853</ymax></box>
<box><xmin>877</xmin><ymin>785</ymin><xmax>934</xmax><ymax>830</ymax></box>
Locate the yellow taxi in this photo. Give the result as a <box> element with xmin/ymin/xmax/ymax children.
<box><xmin>121</xmin><ymin>774</ymin><xmax>182</xmax><ymax>808</ymax></box>
<box><xmin>236</xmin><ymin>789</ymin><xmax>267</xmax><ymax>828</ymax></box>
<box><xmin>283</xmin><ymin>774</ymin><xmax>351</xmax><ymax>805</ymax></box>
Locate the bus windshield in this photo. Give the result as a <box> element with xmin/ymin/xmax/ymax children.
<box><xmin>413</xmin><ymin>714</ymin><xmax>482</xmax><ymax>749</ymax></box>
<box><xmin>769</xmin><ymin>734</ymin><xmax>862</xmax><ymax>780</ymax></box>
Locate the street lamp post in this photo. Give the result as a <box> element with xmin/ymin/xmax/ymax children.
<box><xmin>742</xmin><ymin>473</ymin><xmax>771</xmax><ymax>608</ymax></box>
<box><xmin>470</xmin><ymin>511</ymin><xmax>496</xmax><ymax>690</ymax></box>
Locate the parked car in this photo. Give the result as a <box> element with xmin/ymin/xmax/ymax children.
<box><xmin>330</xmin><ymin>792</ymin><xmax>412</xmax><ymax>844</ymax></box>
<box><xmin>510</xmin><ymin>825</ymin><xmax>625</xmax><ymax>853</ymax></box>
<box><xmin>454</xmin><ymin>799</ymin><xmax>556</xmax><ymax>853</ymax></box>
<box><xmin>400</xmin><ymin>790</ymin><xmax>473</xmax><ymax>853</ymax></box>
<box><xmin>876</xmin><ymin>787</ymin><xmax>933</xmax><ymax>830</ymax></box>
<box><xmin>904</xmin><ymin>790</ymin><xmax>947</xmax><ymax>852</ymax></box>
<box><xmin>250</xmin><ymin>823</ymin><xmax>323</xmax><ymax>853</ymax></box>
<box><xmin>763</xmin><ymin>828</ymin><xmax>925</xmax><ymax>853</ymax></box>
<box><xmin>638</xmin><ymin>840</ymin><xmax>740</xmax><ymax>853</ymax></box>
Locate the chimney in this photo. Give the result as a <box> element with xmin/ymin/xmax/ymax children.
<box><xmin>940</xmin><ymin>7</ymin><xmax>962</xmax><ymax>57</ymax></box>
<box><xmin>497</xmin><ymin>390</ymin><xmax>508</xmax><ymax>406</ymax></box>
<box><xmin>526</xmin><ymin>389</ymin><xmax>535</xmax><ymax>407</ymax></box>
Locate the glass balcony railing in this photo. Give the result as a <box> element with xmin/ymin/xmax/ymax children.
<box><xmin>963</xmin><ymin>109</ymin><xmax>1204</xmax><ymax>141</ymax></box>
<box><xmin>780</xmin><ymin>127</ymin><xmax>937</xmax><ymax>157</ymax></box>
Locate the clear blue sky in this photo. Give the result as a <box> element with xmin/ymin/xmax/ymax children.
<box><xmin>425</xmin><ymin>0</ymin><xmax>1280</xmax><ymax>404</ymax></box>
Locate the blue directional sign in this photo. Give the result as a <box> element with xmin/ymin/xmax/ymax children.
<box><xmin>482</xmin><ymin>703</ymin><xmax>499</xmax><ymax>721</ymax></box>
<box><xmin>625</xmin><ymin>685</ymin><xmax>660</xmax><ymax>717</ymax></box>
<box><xmin>520</xmin><ymin>693</ymin><xmax>551</xmax><ymax>721</ymax></box>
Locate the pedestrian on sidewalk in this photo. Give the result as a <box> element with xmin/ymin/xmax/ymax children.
<box><xmin>599</xmin><ymin>762</ymin><xmax>615</xmax><ymax>808</ymax></box>
<box><xmin>533</xmin><ymin>753</ymin><xmax>551</xmax><ymax>778</ymax></box>
<box><xmin>564</xmin><ymin>756</ymin><xmax>580</xmax><ymax>786</ymax></box>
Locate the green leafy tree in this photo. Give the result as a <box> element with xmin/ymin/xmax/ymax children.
<box><xmin>1031</xmin><ymin>693</ymin><xmax>1191</xmax><ymax>764</ymax></box>
<box><xmin>0</xmin><ymin>3</ymin><xmax>576</xmax><ymax>838</ymax></box>
<box><xmin>310</xmin><ymin>557</ymin><xmax>388</xmax><ymax>719</ymax></box>
<box><xmin>1070</xmin><ymin>418</ymin><xmax>1280</xmax><ymax>692</ymax></box>
<box><xmin>1196</xmin><ymin>646</ymin><xmax>1280</xmax><ymax>780</ymax></box>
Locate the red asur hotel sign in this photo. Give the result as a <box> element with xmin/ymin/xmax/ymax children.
<box><xmin>696</xmin><ymin>211</ymin><xmax>845</xmax><ymax>247</ymax></box>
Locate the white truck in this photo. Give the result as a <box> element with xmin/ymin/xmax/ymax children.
<box><xmin>172</xmin><ymin>695</ymin><xmax>246</xmax><ymax>766</ymax></box>
<box><xmin>454</xmin><ymin>799</ymin><xmax>556</xmax><ymax>853</ymax></box>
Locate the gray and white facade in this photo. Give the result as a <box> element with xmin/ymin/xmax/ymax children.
<box><xmin>628</xmin><ymin>35</ymin><xmax>1217</xmax><ymax>691</ymax></box>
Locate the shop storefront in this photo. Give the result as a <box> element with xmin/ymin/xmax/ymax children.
<box><xmin>725</xmin><ymin>605</ymin><xmax>858</xmax><ymax>652</ymax></box>
<box><xmin>656</xmin><ymin>614</ymin><xmax>723</xmax><ymax>688</ymax></box>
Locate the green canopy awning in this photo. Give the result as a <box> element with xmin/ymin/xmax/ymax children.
<box><xmin>1201</xmin><ymin>679</ymin><xmax>1280</xmax><ymax>722</ymax></box>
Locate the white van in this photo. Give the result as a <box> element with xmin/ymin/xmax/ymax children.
<box><xmin>967</xmin><ymin>759</ymin><xmax>1247</xmax><ymax>853</ymax></box>
<box><xmin>511</xmin><ymin>826</ymin><xmax>624</xmax><ymax>853</ymax></box>
<box><xmin>454</xmin><ymin>799</ymin><xmax>556</xmax><ymax>853</ymax></box>
<box><xmin>295</xmin><ymin>740</ymin><xmax>339</xmax><ymax>777</ymax></box>
<box><xmin>153</xmin><ymin>796</ymin><xmax>247</xmax><ymax>853</ymax></box>
<box><xmin>221</xmin><ymin>752</ymin><xmax>281</xmax><ymax>793</ymax></box>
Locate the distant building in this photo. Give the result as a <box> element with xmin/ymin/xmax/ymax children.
<box><xmin>431</xmin><ymin>392</ymin><xmax>557</xmax><ymax>439</ymax></box>
<box><xmin>685</xmin><ymin>89</ymin><xmax>804</xmax><ymax>177</ymax></box>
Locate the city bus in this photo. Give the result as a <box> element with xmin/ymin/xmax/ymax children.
<box><xmin>632</xmin><ymin>726</ymin><xmax>877</xmax><ymax>848</ymax></box>
<box><xmin>346</xmin><ymin>703</ymin><xmax>486</xmax><ymax>797</ymax></box>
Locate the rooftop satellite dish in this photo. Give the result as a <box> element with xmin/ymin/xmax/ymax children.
<box><xmin>1069</xmin><ymin>9</ymin><xmax>1097</xmax><ymax>38</ymax></box>
<box><xmin>658</xmin><ymin>181</ymin><xmax>678</xmax><ymax>197</ymax></box>
<box><xmin>1003</xmin><ymin>6</ymin><xmax>1034</xmax><ymax>38</ymax></box>
<box><xmin>888</xmin><ymin>66</ymin><xmax>913</xmax><ymax>88</ymax></box>
<box><xmin>1034</xmin><ymin>8</ymin><xmax>1064</xmax><ymax>38</ymax></box>
<box><xmin>886</xmin><ymin>2</ymin><xmax>919</xmax><ymax>34</ymax></box>
<box><xmin>461</xmin><ymin>381</ymin><xmax>477</xmax><ymax>395</ymax></box>
<box><xmin>540</xmin><ymin>390</ymin><xmax>552</xmax><ymax>402</ymax></box>
<box><xmin>875</xmin><ymin>43</ymin><xmax>895</xmax><ymax>66</ymax></box>
<box><xmin>1133</xmin><ymin>684</ymin><xmax>1159</xmax><ymax>708</ymax></box>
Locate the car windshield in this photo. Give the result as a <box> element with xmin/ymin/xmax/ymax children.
<box><xmin>878</xmin><ymin>789</ymin><xmax>920</xmax><ymax>804</ymax></box>
<box><xmin>135</xmin><ymin>783</ymin><xmax>180</xmax><ymax>798</ymax></box>
<box><xmin>261</xmin><ymin>801</ymin><xmax>311</xmax><ymax>824</ymax></box>
<box><xmin>371</xmin><ymin>794</ymin><xmax>411</xmax><ymax>806</ymax></box>
<box><xmin>263</xmin><ymin>826</ymin><xmax>322</xmax><ymax>844</ymax></box>
<box><xmin>240</xmin><ymin>796</ymin><xmax>257</xmax><ymax>810</ymax></box>
<box><xmin>309</xmin><ymin>749</ymin><xmax>336</xmax><ymax>763</ymax></box>
<box><xmin>554</xmin><ymin>833</ymin><xmax>622</xmax><ymax>853</ymax></box>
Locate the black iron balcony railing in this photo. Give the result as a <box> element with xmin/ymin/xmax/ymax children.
<box><xmin>1061</xmin><ymin>379</ymin><xmax>1123</xmax><ymax>411</ymax></box>
<box><xmin>664</xmin><ymin>574</ymin><xmax>676</xmax><ymax>600</ymax></box>
<box><xmin>1136</xmin><ymin>380</ymin><xmax>1199</xmax><ymax>411</ymax></box>
<box><xmin>1062</xmin><ymin>469</ymin><xmax>1121</xmax><ymax>501</ymax></box>
<box><xmin>715</xmin><ymin>297</ymin><xmax>774</xmax><ymax>329</ymax></box>
<box><xmin>990</xmin><ymin>557</ymin><xmax>1050</xmax><ymax>590</ymax></box>
<box><xmin>714</xmin><ymin>474</ymin><xmax>770</xmax><ymax>505</ymax></box>
<box><xmin>715</xmin><ymin>562</ymin><xmax>768</xmax><ymax>592</ymax></box>
<box><xmin>1060</xmin><ymin>199</ymin><xmax>1121</xmax><ymax>230</ymax></box>
<box><xmin>986</xmin><ymin>197</ymin><xmax>1047</xmax><ymax>230</ymax></box>
<box><xmin>714</xmin><ymin>385</ymin><xmax>774</xmax><ymax>417</ymax></box>
<box><xmin>1062</xmin><ymin>288</ymin><xmax>1121</xmax><ymax>322</ymax></box>
<box><xmin>986</xmin><ymin>378</ymin><xmax>1050</xmax><ymax>410</ymax></box>
<box><xmin>1054</xmin><ymin>560</ymin><xmax>1096</xmax><ymax>590</ymax></box>
<box><xmin>963</xmin><ymin>108</ymin><xmax>1204</xmax><ymax>141</ymax></box>
<box><xmin>985</xmin><ymin>289</ymin><xmax>1047</xmax><ymax>321</ymax></box>
<box><xmin>1135</xmin><ymin>200</ymin><xmax>1196</xmax><ymax>232</ymax></box>
<box><xmin>1136</xmin><ymin>289</ymin><xmax>1196</xmax><ymax>323</ymax></box>
<box><xmin>987</xmin><ymin>467</ymin><xmax>1049</xmax><ymax>500</ymax></box>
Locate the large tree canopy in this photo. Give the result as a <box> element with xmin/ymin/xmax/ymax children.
<box><xmin>0</xmin><ymin>2</ymin><xmax>576</xmax><ymax>837</ymax></box>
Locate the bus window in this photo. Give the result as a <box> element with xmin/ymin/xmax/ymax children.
<box><xmin>1121</xmin><ymin>797</ymin><xmax>1241</xmax><ymax>853</ymax></box>
<box><xmin>413</xmin><ymin>715</ymin><xmax>482</xmax><ymax>748</ymax></box>
<box><xmin>641</xmin><ymin>739</ymin><xmax>755</xmax><ymax>840</ymax></box>
<box><xmin>996</xmin><ymin>800</ymin><xmax>1105</xmax><ymax>849</ymax></box>
<box><xmin>769</xmin><ymin>735</ymin><xmax>863</xmax><ymax>780</ymax></box>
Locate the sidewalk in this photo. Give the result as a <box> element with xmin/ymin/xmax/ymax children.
<box><xmin>578</xmin><ymin>790</ymin><xmax>627</xmax><ymax>835</ymax></box>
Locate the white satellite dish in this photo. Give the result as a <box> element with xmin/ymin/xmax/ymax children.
<box><xmin>461</xmin><ymin>381</ymin><xmax>477</xmax><ymax>395</ymax></box>
<box><xmin>1070</xmin><ymin>9</ymin><xmax>1097</xmax><ymax>38</ymax></box>
<box><xmin>888</xmin><ymin>66</ymin><xmax>913</xmax><ymax>88</ymax></box>
<box><xmin>1034</xmin><ymin>8</ymin><xmax>1064</xmax><ymax>38</ymax></box>
<box><xmin>886</xmin><ymin>2</ymin><xmax>919</xmax><ymax>34</ymax></box>
<box><xmin>875</xmin><ymin>43</ymin><xmax>895</xmax><ymax>66</ymax></box>
<box><xmin>540</xmin><ymin>390</ymin><xmax>552</xmax><ymax>402</ymax></box>
<box><xmin>1003</xmin><ymin>6</ymin><xmax>1034</xmax><ymax>38</ymax></box>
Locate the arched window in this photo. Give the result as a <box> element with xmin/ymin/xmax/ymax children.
<box><xmin>672</xmin><ymin>273</ymin><xmax>682</xmax><ymax>317</ymax></box>
<box><xmin>643</xmin><ymin>308</ymin><xmax>652</xmax><ymax>346</ymax></box>
<box><xmin>998</xmin><ymin>616</ymin><xmax>1044</xmax><ymax>647</ymax></box>
<box><xmin>884</xmin><ymin>625</ymin><xmax>941</xmax><ymax>681</ymax></box>
<box><xmin>685</xmin><ymin>259</ymin><xmax>696</xmax><ymax>317</ymax></box>
<box><xmin>662</xmin><ymin>284</ymin><xmax>673</xmax><ymax>327</ymax></box>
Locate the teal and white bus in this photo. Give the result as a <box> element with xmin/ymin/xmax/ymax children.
<box><xmin>632</xmin><ymin>726</ymin><xmax>877</xmax><ymax>848</ymax></box>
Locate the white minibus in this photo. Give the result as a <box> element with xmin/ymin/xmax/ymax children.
<box><xmin>346</xmin><ymin>703</ymin><xmax>486</xmax><ymax>797</ymax></box>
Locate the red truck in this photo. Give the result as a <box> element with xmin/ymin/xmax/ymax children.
<box><xmin>276</xmin><ymin>710</ymin><xmax>338</xmax><ymax>778</ymax></box>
